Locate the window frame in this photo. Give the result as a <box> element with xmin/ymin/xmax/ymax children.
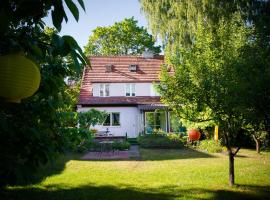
<box><xmin>100</xmin><ymin>83</ymin><xmax>110</xmax><ymax>97</ymax></box>
<box><xmin>102</xmin><ymin>112</ymin><xmax>121</xmax><ymax>127</ymax></box>
<box><xmin>125</xmin><ymin>83</ymin><xmax>136</xmax><ymax>97</ymax></box>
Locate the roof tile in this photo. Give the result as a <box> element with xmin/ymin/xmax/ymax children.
<box><xmin>78</xmin><ymin>55</ymin><xmax>165</xmax><ymax>105</ymax></box>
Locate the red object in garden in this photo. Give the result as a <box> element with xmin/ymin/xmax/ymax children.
<box><xmin>188</xmin><ymin>129</ymin><xmax>201</xmax><ymax>141</ymax></box>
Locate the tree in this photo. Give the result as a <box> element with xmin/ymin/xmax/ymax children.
<box><xmin>84</xmin><ymin>17</ymin><xmax>161</xmax><ymax>56</ymax></box>
<box><xmin>0</xmin><ymin>0</ymin><xmax>90</xmax><ymax>186</ymax></box>
<box><xmin>140</xmin><ymin>0</ymin><xmax>270</xmax><ymax>186</ymax></box>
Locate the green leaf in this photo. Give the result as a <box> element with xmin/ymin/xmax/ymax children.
<box><xmin>65</xmin><ymin>0</ymin><xmax>79</xmax><ymax>21</ymax></box>
<box><xmin>30</xmin><ymin>44</ymin><xmax>43</xmax><ymax>58</ymax></box>
<box><xmin>62</xmin><ymin>35</ymin><xmax>80</xmax><ymax>50</ymax></box>
<box><xmin>52</xmin><ymin>33</ymin><xmax>64</xmax><ymax>49</ymax></box>
<box><xmin>62</xmin><ymin>35</ymin><xmax>90</xmax><ymax>67</ymax></box>
<box><xmin>77</xmin><ymin>0</ymin><xmax>85</xmax><ymax>11</ymax></box>
<box><xmin>70</xmin><ymin>51</ymin><xmax>80</xmax><ymax>71</ymax></box>
<box><xmin>52</xmin><ymin>9</ymin><xmax>63</xmax><ymax>31</ymax></box>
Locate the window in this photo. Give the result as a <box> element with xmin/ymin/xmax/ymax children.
<box><xmin>112</xmin><ymin>113</ymin><xmax>120</xmax><ymax>126</ymax></box>
<box><xmin>125</xmin><ymin>83</ymin><xmax>135</xmax><ymax>96</ymax></box>
<box><xmin>145</xmin><ymin>111</ymin><xmax>166</xmax><ymax>133</ymax></box>
<box><xmin>128</xmin><ymin>64</ymin><xmax>138</xmax><ymax>72</ymax></box>
<box><xmin>100</xmin><ymin>84</ymin><xmax>110</xmax><ymax>97</ymax></box>
<box><xmin>103</xmin><ymin>114</ymin><xmax>111</xmax><ymax>126</ymax></box>
<box><xmin>103</xmin><ymin>113</ymin><xmax>120</xmax><ymax>126</ymax></box>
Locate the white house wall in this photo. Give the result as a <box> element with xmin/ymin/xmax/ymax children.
<box><xmin>77</xmin><ymin>106</ymin><xmax>143</xmax><ymax>138</ymax></box>
<box><xmin>92</xmin><ymin>83</ymin><xmax>159</xmax><ymax>97</ymax></box>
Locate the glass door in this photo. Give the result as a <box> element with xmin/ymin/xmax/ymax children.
<box><xmin>145</xmin><ymin>111</ymin><xmax>166</xmax><ymax>133</ymax></box>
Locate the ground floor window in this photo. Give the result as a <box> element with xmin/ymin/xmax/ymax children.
<box><xmin>103</xmin><ymin>112</ymin><xmax>120</xmax><ymax>126</ymax></box>
<box><xmin>145</xmin><ymin>111</ymin><xmax>166</xmax><ymax>133</ymax></box>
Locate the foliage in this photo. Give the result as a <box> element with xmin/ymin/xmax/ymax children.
<box><xmin>0</xmin><ymin>0</ymin><xmax>89</xmax><ymax>186</ymax></box>
<box><xmin>78</xmin><ymin>140</ymin><xmax>130</xmax><ymax>153</ymax></box>
<box><xmin>158</xmin><ymin>13</ymin><xmax>252</xmax><ymax>142</ymax></box>
<box><xmin>138</xmin><ymin>133</ymin><xmax>184</xmax><ymax>149</ymax></box>
<box><xmin>197</xmin><ymin>140</ymin><xmax>224</xmax><ymax>153</ymax></box>
<box><xmin>141</xmin><ymin>0</ymin><xmax>270</xmax><ymax>186</ymax></box>
<box><xmin>57</xmin><ymin>109</ymin><xmax>107</xmax><ymax>150</ymax></box>
<box><xmin>84</xmin><ymin>17</ymin><xmax>161</xmax><ymax>56</ymax></box>
<box><xmin>112</xmin><ymin>141</ymin><xmax>131</xmax><ymax>151</ymax></box>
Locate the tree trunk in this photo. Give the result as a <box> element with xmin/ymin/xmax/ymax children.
<box><xmin>228</xmin><ymin>150</ymin><xmax>235</xmax><ymax>186</ymax></box>
<box><xmin>252</xmin><ymin>134</ymin><xmax>261</xmax><ymax>154</ymax></box>
<box><xmin>223</xmin><ymin>123</ymin><xmax>240</xmax><ymax>187</ymax></box>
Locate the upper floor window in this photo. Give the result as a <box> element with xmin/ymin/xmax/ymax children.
<box><xmin>100</xmin><ymin>83</ymin><xmax>110</xmax><ymax>97</ymax></box>
<box><xmin>126</xmin><ymin>83</ymin><xmax>135</xmax><ymax>96</ymax></box>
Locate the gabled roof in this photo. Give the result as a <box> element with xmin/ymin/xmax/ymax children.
<box><xmin>85</xmin><ymin>55</ymin><xmax>164</xmax><ymax>83</ymax></box>
<box><xmin>78</xmin><ymin>55</ymin><xmax>165</xmax><ymax>105</ymax></box>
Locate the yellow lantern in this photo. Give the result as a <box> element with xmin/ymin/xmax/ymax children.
<box><xmin>0</xmin><ymin>54</ymin><xmax>41</xmax><ymax>103</ymax></box>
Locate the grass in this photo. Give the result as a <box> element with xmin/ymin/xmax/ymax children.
<box><xmin>1</xmin><ymin>148</ymin><xmax>270</xmax><ymax>200</ymax></box>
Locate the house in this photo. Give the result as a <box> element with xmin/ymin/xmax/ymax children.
<box><xmin>77</xmin><ymin>52</ymin><xmax>179</xmax><ymax>138</ymax></box>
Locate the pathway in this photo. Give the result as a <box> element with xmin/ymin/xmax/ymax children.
<box><xmin>81</xmin><ymin>145</ymin><xmax>140</xmax><ymax>160</ymax></box>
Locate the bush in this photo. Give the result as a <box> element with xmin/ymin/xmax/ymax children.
<box><xmin>138</xmin><ymin>133</ymin><xmax>184</xmax><ymax>149</ymax></box>
<box><xmin>197</xmin><ymin>140</ymin><xmax>223</xmax><ymax>153</ymax></box>
<box><xmin>77</xmin><ymin>140</ymin><xmax>94</xmax><ymax>153</ymax></box>
<box><xmin>112</xmin><ymin>141</ymin><xmax>130</xmax><ymax>150</ymax></box>
<box><xmin>77</xmin><ymin>140</ymin><xmax>131</xmax><ymax>153</ymax></box>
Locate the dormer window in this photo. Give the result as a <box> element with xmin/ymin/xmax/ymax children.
<box><xmin>105</xmin><ymin>64</ymin><xmax>113</xmax><ymax>72</ymax></box>
<box><xmin>128</xmin><ymin>64</ymin><xmax>138</xmax><ymax>72</ymax></box>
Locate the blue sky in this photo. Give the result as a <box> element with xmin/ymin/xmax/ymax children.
<box><xmin>43</xmin><ymin>0</ymin><xmax>158</xmax><ymax>50</ymax></box>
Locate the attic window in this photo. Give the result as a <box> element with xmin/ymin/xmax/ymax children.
<box><xmin>105</xmin><ymin>64</ymin><xmax>113</xmax><ymax>72</ymax></box>
<box><xmin>129</xmin><ymin>64</ymin><xmax>138</xmax><ymax>72</ymax></box>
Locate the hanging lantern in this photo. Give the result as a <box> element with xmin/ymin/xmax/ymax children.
<box><xmin>0</xmin><ymin>54</ymin><xmax>41</xmax><ymax>103</ymax></box>
<box><xmin>188</xmin><ymin>129</ymin><xmax>201</xmax><ymax>141</ymax></box>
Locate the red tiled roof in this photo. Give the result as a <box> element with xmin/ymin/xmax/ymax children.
<box><xmin>79</xmin><ymin>96</ymin><xmax>161</xmax><ymax>106</ymax></box>
<box><xmin>78</xmin><ymin>55</ymin><xmax>165</xmax><ymax>105</ymax></box>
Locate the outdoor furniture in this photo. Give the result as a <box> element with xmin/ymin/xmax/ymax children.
<box><xmin>97</xmin><ymin>129</ymin><xmax>110</xmax><ymax>137</ymax></box>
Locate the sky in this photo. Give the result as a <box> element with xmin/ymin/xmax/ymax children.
<box><xmin>43</xmin><ymin>0</ymin><xmax>158</xmax><ymax>50</ymax></box>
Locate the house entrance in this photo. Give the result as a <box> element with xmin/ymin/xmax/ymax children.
<box><xmin>145</xmin><ymin>111</ymin><xmax>167</xmax><ymax>133</ymax></box>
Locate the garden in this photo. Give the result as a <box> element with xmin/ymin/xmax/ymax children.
<box><xmin>0</xmin><ymin>0</ymin><xmax>270</xmax><ymax>199</ymax></box>
<box><xmin>1</xmin><ymin>147</ymin><xmax>269</xmax><ymax>200</ymax></box>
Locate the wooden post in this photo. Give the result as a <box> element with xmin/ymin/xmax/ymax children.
<box><xmin>214</xmin><ymin>125</ymin><xmax>219</xmax><ymax>141</ymax></box>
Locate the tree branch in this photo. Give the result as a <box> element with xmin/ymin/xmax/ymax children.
<box><xmin>233</xmin><ymin>147</ymin><xmax>241</xmax><ymax>156</ymax></box>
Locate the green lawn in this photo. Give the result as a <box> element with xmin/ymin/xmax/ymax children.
<box><xmin>1</xmin><ymin>148</ymin><xmax>270</xmax><ymax>200</ymax></box>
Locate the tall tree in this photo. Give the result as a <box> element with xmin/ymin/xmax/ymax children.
<box><xmin>0</xmin><ymin>0</ymin><xmax>90</xmax><ymax>185</ymax></box>
<box><xmin>84</xmin><ymin>17</ymin><xmax>161</xmax><ymax>55</ymax></box>
<box><xmin>140</xmin><ymin>0</ymin><xmax>270</xmax><ymax>186</ymax></box>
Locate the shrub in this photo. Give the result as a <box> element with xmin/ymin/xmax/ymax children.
<box><xmin>78</xmin><ymin>140</ymin><xmax>131</xmax><ymax>152</ymax></box>
<box><xmin>77</xmin><ymin>140</ymin><xmax>94</xmax><ymax>153</ymax></box>
<box><xmin>138</xmin><ymin>133</ymin><xmax>184</xmax><ymax>149</ymax></box>
<box><xmin>197</xmin><ymin>140</ymin><xmax>223</xmax><ymax>153</ymax></box>
<box><xmin>112</xmin><ymin>141</ymin><xmax>130</xmax><ymax>150</ymax></box>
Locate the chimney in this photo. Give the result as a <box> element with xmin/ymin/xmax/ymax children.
<box><xmin>142</xmin><ymin>49</ymin><xmax>154</xmax><ymax>59</ymax></box>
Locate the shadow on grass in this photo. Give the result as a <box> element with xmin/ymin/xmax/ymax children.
<box><xmin>3</xmin><ymin>148</ymin><xmax>215</xmax><ymax>186</ymax></box>
<box><xmin>212</xmin><ymin>184</ymin><xmax>270</xmax><ymax>200</ymax></box>
<box><xmin>14</xmin><ymin>153</ymin><xmax>78</xmax><ymax>187</ymax></box>
<box><xmin>0</xmin><ymin>185</ymin><xmax>175</xmax><ymax>200</ymax></box>
<box><xmin>139</xmin><ymin>147</ymin><xmax>216</xmax><ymax>161</ymax></box>
<box><xmin>77</xmin><ymin>147</ymin><xmax>216</xmax><ymax>162</ymax></box>
<box><xmin>1</xmin><ymin>184</ymin><xmax>270</xmax><ymax>200</ymax></box>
